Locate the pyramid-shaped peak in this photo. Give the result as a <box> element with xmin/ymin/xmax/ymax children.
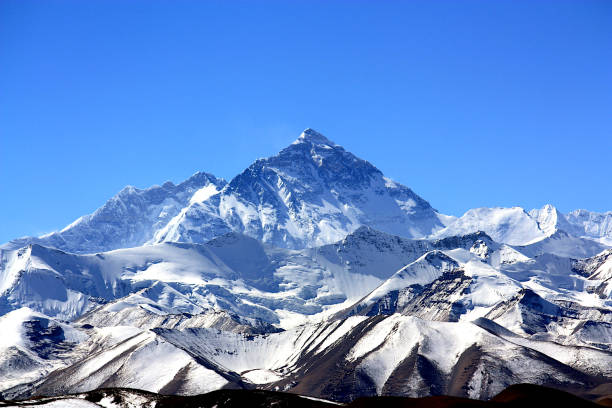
<box><xmin>541</xmin><ymin>203</ymin><xmax>560</xmax><ymax>213</ymax></box>
<box><xmin>295</xmin><ymin>128</ymin><xmax>336</xmax><ymax>146</ymax></box>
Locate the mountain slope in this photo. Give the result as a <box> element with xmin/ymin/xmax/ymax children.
<box><xmin>1</xmin><ymin>234</ymin><xmax>612</xmax><ymax>402</ymax></box>
<box><xmin>0</xmin><ymin>227</ymin><xmax>539</xmax><ymax>329</ymax></box>
<box><xmin>431</xmin><ymin>207</ymin><xmax>547</xmax><ymax>246</ymax></box>
<box><xmin>566</xmin><ymin>209</ymin><xmax>612</xmax><ymax>244</ymax></box>
<box><xmin>0</xmin><ymin>308</ymin><xmax>86</xmax><ymax>392</ymax></box>
<box><xmin>12</xmin><ymin>313</ymin><xmax>611</xmax><ymax>403</ymax></box>
<box><xmin>1</xmin><ymin>228</ymin><xmax>460</xmax><ymax>326</ymax></box>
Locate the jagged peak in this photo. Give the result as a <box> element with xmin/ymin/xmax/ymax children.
<box><xmin>186</xmin><ymin>171</ymin><xmax>225</xmax><ymax>184</ymax></box>
<box><xmin>419</xmin><ymin>249</ymin><xmax>459</xmax><ymax>264</ymax></box>
<box><xmin>116</xmin><ymin>172</ymin><xmax>225</xmax><ymax>197</ymax></box>
<box><xmin>541</xmin><ymin>203</ymin><xmax>558</xmax><ymax>212</ymax></box>
<box><xmin>205</xmin><ymin>231</ymin><xmax>265</xmax><ymax>248</ymax></box>
<box><xmin>528</xmin><ymin>203</ymin><xmax>576</xmax><ymax>238</ymax></box>
<box><xmin>294</xmin><ymin>128</ymin><xmax>336</xmax><ymax>147</ymax></box>
<box><xmin>347</xmin><ymin>225</ymin><xmax>384</xmax><ymax>237</ymax></box>
<box><xmin>335</xmin><ymin>226</ymin><xmax>418</xmax><ymax>248</ymax></box>
<box><xmin>432</xmin><ymin>230</ymin><xmax>497</xmax><ymax>248</ymax></box>
<box><xmin>532</xmin><ymin>203</ymin><xmax>564</xmax><ymax>218</ymax></box>
<box><xmin>568</xmin><ymin>208</ymin><xmax>612</xmax><ymax>216</ymax></box>
<box><xmin>118</xmin><ymin>185</ymin><xmax>138</xmax><ymax>195</ymax></box>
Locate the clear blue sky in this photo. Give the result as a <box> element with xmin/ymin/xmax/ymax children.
<box><xmin>1</xmin><ymin>0</ymin><xmax>611</xmax><ymax>242</ymax></box>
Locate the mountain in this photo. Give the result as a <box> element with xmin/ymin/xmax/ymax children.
<box><xmin>515</xmin><ymin>230</ymin><xmax>608</xmax><ymax>259</ymax></box>
<box><xmin>1</xmin><ymin>128</ymin><xmax>611</xmax><ymax>404</ymax></box>
<box><xmin>355</xmin><ymin>250</ymin><xmax>461</xmax><ymax>312</ymax></box>
<box><xmin>529</xmin><ymin>204</ymin><xmax>575</xmax><ymax>236</ymax></box>
<box><xmin>433</xmin><ymin>204</ymin><xmax>612</xmax><ymax>249</ymax></box>
<box><xmin>1</xmin><ymin>172</ymin><xmax>226</xmax><ymax>254</ymax></box>
<box><xmin>2</xmin><ymin>129</ymin><xmax>448</xmax><ymax>254</ymax></box>
<box><xmin>153</xmin><ymin>129</ymin><xmax>448</xmax><ymax>248</ymax></box>
<box><xmin>0</xmin><ymin>229</ymin><xmax>426</xmax><ymax>324</ymax></box>
<box><xmin>572</xmin><ymin>248</ymin><xmax>612</xmax><ymax>299</ymax></box>
<box><xmin>0</xmin><ymin>308</ymin><xmax>86</xmax><ymax>392</ymax></box>
<box><xmin>7</xmin><ymin>311</ymin><xmax>611</xmax><ymax>402</ymax></box>
<box><xmin>2</xmin><ymin>228</ymin><xmax>502</xmax><ymax>327</ymax></box>
<box><xmin>530</xmin><ymin>205</ymin><xmax>612</xmax><ymax>246</ymax></box>
<box><xmin>2</xmin><ymin>227</ymin><xmax>612</xmax><ymax>401</ymax></box>
<box><xmin>431</xmin><ymin>207</ymin><xmax>548</xmax><ymax>246</ymax></box>
<box><xmin>3</xmin><ymin>130</ymin><xmax>609</xmax><ymax>255</ymax></box>
<box><xmin>565</xmin><ymin>209</ymin><xmax>612</xmax><ymax>244</ymax></box>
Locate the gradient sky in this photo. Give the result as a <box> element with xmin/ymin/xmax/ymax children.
<box><xmin>1</xmin><ymin>0</ymin><xmax>611</xmax><ymax>243</ymax></box>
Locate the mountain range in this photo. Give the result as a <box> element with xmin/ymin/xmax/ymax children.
<box><xmin>0</xmin><ymin>129</ymin><xmax>611</xmax><ymax>404</ymax></box>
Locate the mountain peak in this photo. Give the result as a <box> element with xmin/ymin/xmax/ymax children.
<box><xmin>528</xmin><ymin>204</ymin><xmax>573</xmax><ymax>237</ymax></box>
<box><xmin>295</xmin><ymin>128</ymin><xmax>335</xmax><ymax>146</ymax></box>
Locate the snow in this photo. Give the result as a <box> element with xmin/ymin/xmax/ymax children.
<box><xmin>566</xmin><ymin>209</ymin><xmax>612</xmax><ymax>241</ymax></box>
<box><xmin>0</xmin><ymin>307</ymin><xmax>32</xmax><ymax>350</ymax></box>
<box><xmin>18</xmin><ymin>400</ymin><xmax>101</xmax><ymax>408</ymax></box>
<box><xmin>0</xmin><ymin>128</ymin><xmax>611</xmax><ymax>400</ymax></box>
<box><xmin>488</xmin><ymin>244</ymin><xmax>531</xmax><ymax>267</ymax></box>
<box><xmin>146</xmin><ymin>129</ymin><xmax>445</xmax><ymax>250</ymax></box>
<box><xmin>0</xmin><ymin>308</ymin><xmax>89</xmax><ymax>392</ymax></box>
<box><xmin>242</xmin><ymin>369</ymin><xmax>283</xmax><ymax>384</ymax></box>
<box><xmin>114</xmin><ymin>337</ymin><xmax>227</xmax><ymax>393</ymax></box>
<box><xmin>347</xmin><ymin>316</ymin><xmax>484</xmax><ymax>392</ymax></box>
<box><xmin>1</xmin><ymin>172</ymin><xmax>226</xmax><ymax>254</ymax></box>
<box><xmin>299</xmin><ymin>395</ymin><xmax>343</xmax><ymax>405</ymax></box>
<box><xmin>189</xmin><ymin>184</ymin><xmax>220</xmax><ymax>204</ymax></box>
<box><xmin>482</xmin><ymin>321</ymin><xmax>612</xmax><ymax>377</ymax></box>
<box><xmin>363</xmin><ymin>251</ymin><xmax>458</xmax><ymax>305</ymax></box>
<box><xmin>314</xmin><ymin>316</ymin><xmax>369</xmax><ymax>352</ymax></box>
<box><xmin>3</xmin><ymin>226</ymin><xmax>468</xmax><ymax>327</ymax></box>
<box><xmin>0</xmin><ymin>247</ymin><xmax>30</xmax><ymax>293</ymax></box>
<box><xmin>517</xmin><ymin>230</ymin><xmax>607</xmax><ymax>259</ymax></box>
<box><xmin>432</xmin><ymin>207</ymin><xmax>548</xmax><ymax>246</ymax></box>
<box><xmin>349</xmin><ymin>317</ymin><xmax>419</xmax><ymax>392</ymax></box>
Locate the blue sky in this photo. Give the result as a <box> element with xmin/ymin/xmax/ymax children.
<box><xmin>1</xmin><ymin>0</ymin><xmax>611</xmax><ymax>243</ymax></box>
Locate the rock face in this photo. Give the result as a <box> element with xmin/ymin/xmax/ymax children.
<box><xmin>0</xmin><ymin>129</ymin><xmax>611</xmax><ymax>403</ymax></box>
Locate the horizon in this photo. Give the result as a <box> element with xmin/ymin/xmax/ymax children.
<box><xmin>1</xmin><ymin>0</ymin><xmax>611</xmax><ymax>242</ymax></box>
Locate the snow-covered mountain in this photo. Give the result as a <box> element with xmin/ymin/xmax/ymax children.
<box><xmin>3</xmin><ymin>130</ymin><xmax>609</xmax><ymax>254</ymax></box>
<box><xmin>433</xmin><ymin>204</ymin><xmax>612</xmax><ymax>248</ymax></box>
<box><xmin>153</xmin><ymin>129</ymin><xmax>448</xmax><ymax>248</ymax></box>
<box><xmin>5</xmin><ymin>306</ymin><xmax>612</xmax><ymax>402</ymax></box>
<box><xmin>2</xmin><ymin>129</ymin><xmax>448</xmax><ymax>254</ymax></box>
<box><xmin>2</xmin><ymin>172</ymin><xmax>226</xmax><ymax>254</ymax></box>
<box><xmin>1</xmin><ymin>128</ymin><xmax>611</xmax><ymax>404</ymax></box>
<box><xmin>432</xmin><ymin>207</ymin><xmax>547</xmax><ymax>246</ymax></box>
<box><xmin>2</xmin><ymin>226</ymin><xmax>612</xmax><ymax>401</ymax></box>
<box><xmin>0</xmin><ymin>228</ymin><xmax>497</xmax><ymax>326</ymax></box>
<box><xmin>565</xmin><ymin>209</ymin><xmax>612</xmax><ymax>244</ymax></box>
